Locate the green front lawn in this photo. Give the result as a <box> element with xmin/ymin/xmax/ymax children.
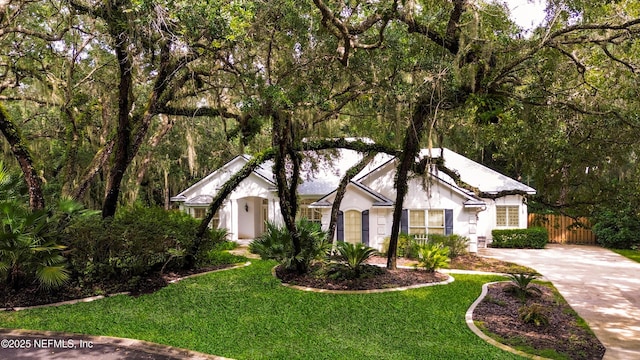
<box><xmin>0</xmin><ymin>261</ymin><xmax>523</xmax><ymax>359</ymax></box>
<box><xmin>612</xmin><ymin>249</ymin><xmax>640</xmax><ymax>263</ymax></box>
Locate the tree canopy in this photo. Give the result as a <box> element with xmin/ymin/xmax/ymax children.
<box><xmin>1</xmin><ymin>0</ymin><xmax>640</xmax><ymax>262</ymax></box>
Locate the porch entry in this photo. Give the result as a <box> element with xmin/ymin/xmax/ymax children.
<box><xmin>236</xmin><ymin>196</ymin><xmax>269</xmax><ymax>239</ymax></box>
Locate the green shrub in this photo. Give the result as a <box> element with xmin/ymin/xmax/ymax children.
<box><xmin>383</xmin><ymin>233</ymin><xmax>468</xmax><ymax>259</ymax></box>
<box><xmin>592</xmin><ymin>206</ymin><xmax>640</xmax><ymax>249</ymax></box>
<box><xmin>380</xmin><ymin>233</ymin><xmax>423</xmax><ymax>259</ymax></box>
<box><xmin>336</xmin><ymin>242</ymin><xmax>378</xmax><ymax>278</ymax></box>
<box><xmin>63</xmin><ymin>206</ymin><xmax>224</xmax><ymax>283</ymax></box>
<box><xmin>417</xmin><ymin>243</ymin><xmax>450</xmax><ymax>272</ymax></box>
<box><xmin>427</xmin><ymin>234</ymin><xmax>469</xmax><ymax>258</ymax></box>
<box><xmin>205</xmin><ymin>250</ymin><xmax>247</xmax><ymax>266</ymax></box>
<box><xmin>518</xmin><ymin>303</ymin><xmax>549</xmax><ymax>327</ymax></box>
<box><xmin>249</xmin><ymin>219</ymin><xmax>330</xmax><ymax>272</ymax></box>
<box><xmin>491</xmin><ymin>227</ymin><xmax>548</xmax><ymax>249</ymax></box>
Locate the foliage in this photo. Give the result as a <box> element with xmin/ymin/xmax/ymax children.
<box><xmin>249</xmin><ymin>219</ymin><xmax>330</xmax><ymax>272</ymax></box>
<box><xmin>336</xmin><ymin>242</ymin><xmax>378</xmax><ymax>278</ymax></box>
<box><xmin>319</xmin><ymin>261</ymin><xmax>384</xmax><ymax>281</ymax></box>
<box><xmin>381</xmin><ymin>233</ymin><xmax>420</xmax><ymax>259</ymax></box>
<box><xmin>427</xmin><ymin>234</ymin><xmax>469</xmax><ymax>258</ymax></box>
<box><xmin>249</xmin><ymin>221</ymin><xmax>291</xmax><ymax>262</ymax></box>
<box><xmin>0</xmin><ymin>162</ymin><xmax>93</xmax><ymax>289</ymax></box>
<box><xmin>518</xmin><ymin>303</ymin><xmax>549</xmax><ymax>327</ymax></box>
<box><xmin>63</xmin><ymin>206</ymin><xmax>224</xmax><ymax>283</ymax></box>
<box><xmin>204</xmin><ymin>249</ymin><xmax>246</xmax><ymax>266</ymax></box>
<box><xmin>592</xmin><ymin>205</ymin><xmax>640</xmax><ymax>249</ymax></box>
<box><xmin>212</xmin><ymin>240</ymin><xmax>238</xmax><ymax>251</ymax></box>
<box><xmin>491</xmin><ymin>227</ymin><xmax>548</xmax><ymax>249</ymax></box>
<box><xmin>417</xmin><ymin>243</ymin><xmax>450</xmax><ymax>272</ymax></box>
<box><xmin>383</xmin><ymin>233</ymin><xmax>468</xmax><ymax>260</ymax></box>
<box><xmin>0</xmin><ymin>201</ymin><xmax>69</xmax><ymax>289</ymax></box>
<box><xmin>504</xmin><ymin>272</ymin><xmax>543</xmax><ymax>302</ymax></box>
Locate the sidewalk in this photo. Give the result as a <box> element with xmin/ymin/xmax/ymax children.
<box><xmin>481</xmin><ymin>244</ymin><xmax>640</xmax><ymax>360</ymax></box>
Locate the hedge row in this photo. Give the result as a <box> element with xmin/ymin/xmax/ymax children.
<box><xmin>490</xmin><ymin>227</ymin><xmax>549</xmax><ymax>249</ymax></box>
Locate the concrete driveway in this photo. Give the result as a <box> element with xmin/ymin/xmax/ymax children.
<box><xmin>482</xmin><ymin>244</ymin><xmax>640</xmax><ymax>360</ymax></box>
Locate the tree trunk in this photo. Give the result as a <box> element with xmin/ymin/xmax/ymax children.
<box><xmin>272</xmin><ymin>110</ymin><xmax>305</xmax><ymax>273</ymax></box>
<box><xmin>387</xmin><ymin>97</ymin><xmax>431</xmax><ymax>269</ymax></box>
<box><xmin>72</xmin><ymin>139</ymin><xmax>114</xmax><ymax>201</ymax></box>
<box><xmin>0</xmin><ymin>103</ymin><xmax>45</xmax><ymax>211</ymax></box>
<box><xmin>102</xmin><ymin>30</ymin><xmax>133</xmax><ymax>218</ymax></box>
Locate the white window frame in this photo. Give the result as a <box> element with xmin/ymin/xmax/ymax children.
<box><xmin>297</xmin><ymin>199</ymin><xmax>322</xmax><ymax>224</ymax></box>
<box><xmin>496</xmin><ymin>205</ymin><xmax>520</xmax><ymax>228</ymax></box>
<box><xmin>408</xmin><ymin>209</ymin><xmax>445</xmax><ymax>236</ymax></box>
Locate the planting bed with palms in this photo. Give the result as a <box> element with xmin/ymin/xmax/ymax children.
<box><xmin>252</xmin><ymin>221</ymin><xmax>605</xmax><ymax>359</ymax></box>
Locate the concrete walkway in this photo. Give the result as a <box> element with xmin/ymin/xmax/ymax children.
<box><xmin>481</xmin><ymin>244</ymin><xmax>640</xmax><ymax>360</ymax></box>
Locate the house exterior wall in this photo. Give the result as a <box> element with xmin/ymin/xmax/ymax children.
<box><xmin>179</xmin><ymin>158</ymin><xmax>281</xmax><ymax>240</ymax></box>
<box><xmin>175</xmin><ymin>152</ymin><xmax>532</xmax><ymax>247</ymax></box>
<box><xmin>477</xmin><ymin>195</ymin><xmax>528</xmax><ymax>242</ymax></box>
<box><xmin>315</xmin><ymin>176</ymin><xmax>488</xmax><ymax>251</ymax></box>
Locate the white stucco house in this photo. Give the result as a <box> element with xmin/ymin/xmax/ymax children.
<box><xmin>171</xmin><ymin>147</ymin><xmax>536</xmax><ymax>252</ymax></box>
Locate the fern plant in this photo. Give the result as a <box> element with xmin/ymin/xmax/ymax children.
<box><xmin>417</xmin><ymin>243</ymin><xmax>450</xmax><ymax>272</ymax></box>
<box><xmin>337</xmin><ymin>242</ymin><xmax>377</xmax><ymax>278</ymax></box>
<box><xmin>518</xmin><ymin>303</ymin><xmax>549</xmax><ymax>327</ymax></box>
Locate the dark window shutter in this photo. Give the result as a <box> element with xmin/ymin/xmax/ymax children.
<box><xmin>445</xmin><ymin>209</ymin><xmax>454</xmax><ymax>235</ymax></box>
<box><xmin>401</xmin><ymin>209</ymin><xmax>408</xmax><ymax>234</ymax></box>
<box><xmin>362</xmin><ymin>210</ymin><xmax>369</xmax><ymax>246</ymax></box>
<box><xmin>337</xmin><ymin>211</ymin><xmax>344</xmax><ymax>242</ymax></box>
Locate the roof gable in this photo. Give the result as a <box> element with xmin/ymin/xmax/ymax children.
<box><xmin>171</xmin><ymin>155</ymin><xmax>275</xmax><ymax>202</ymax></box>
<box><xmin>173</xmin><ymin>145</ymin><xmax>536</xmax><ymax>203</ymax></box>
<box><xmin>426</xmin><ymin>148</ymin><xmax>536</xmax><ymax>195</ymax></box>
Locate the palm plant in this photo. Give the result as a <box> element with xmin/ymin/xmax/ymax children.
<box><xmin>250</xmin><ymin>221</ymin><xmax>292</xmax><ymax>262</ymax></box>
<box><xmin>504</xmin><ymin>272</ymin><xmax>543</xmax><ymax>302</ymax></box>
<box><xmin>417</xmin><ymin>243</ymin><xmax>450</xmax><ymax>272</ymax></box>
<box><xmin>336</xmin><ymin>242</ymin><xmax>377</xmax><ymax>277</ymax></box>
<box><xmin>249</xmin><ymin>219</ymin><xmax>330</xmax><ymax>272</ymax></box>
<box><xmin>0</xmin><ymin>201</ymin><xmax>69</xmax><ymax>289</ymax></box>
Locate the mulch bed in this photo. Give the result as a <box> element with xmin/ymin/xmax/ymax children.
<box><xmin>275</xmin><ymin>264</ymin><xmax>449</xmax><ymax>291</ymax></box>
<box><xmin>0</xmin><ymin>264</ymin><xmax>234</xmax><ymax>309</ymax></box>
<box><xmin>473</xmin><ymin>282</ymin><xmax>605</xmax><ymax>360</ymax></box>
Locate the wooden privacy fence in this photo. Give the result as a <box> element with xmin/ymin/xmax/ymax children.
<box><xmin>528</xmin><ymin>214</ymin><xmax>597</xmax><ymax>245</ymax></box>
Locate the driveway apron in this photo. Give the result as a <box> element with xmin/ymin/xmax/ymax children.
<box><xmin>482</xmin><ymin>244</ymin><xmax>640</xmax><ymax>360</ymax></box>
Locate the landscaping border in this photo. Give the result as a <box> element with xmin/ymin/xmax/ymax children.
<box><xmin>465</xmin><ymin>281</ymin><xmax>552</xmax><ymax>360</ymax></box>
<box><xmin>1</xmin><ymin>262</ymin><xmax>251</xmax><ymax>312</ymax></box>
<box><xmin>272</xmin><ymin>266</ymin><xmax>455</xmax><ymax>294</ymax></box>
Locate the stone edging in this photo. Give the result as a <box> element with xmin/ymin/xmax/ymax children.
<box><xmin>465</xmin><ymin>281</ymin><xmax>552</xmax><ymax>360</ymax></box>
<box><xmin>1</xmin><ymin>262</ymin><xmax>251</xmax><ymax>312</ymax></box>
<box><xmin>0</xmin><ymin>328</ymin><xmax>232</xmax><ymax>360</ymax></box>
<box><xmin>272</xmin><ymin>266</ymin><xmax>455</xmax><ymax>294</ymax></box>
